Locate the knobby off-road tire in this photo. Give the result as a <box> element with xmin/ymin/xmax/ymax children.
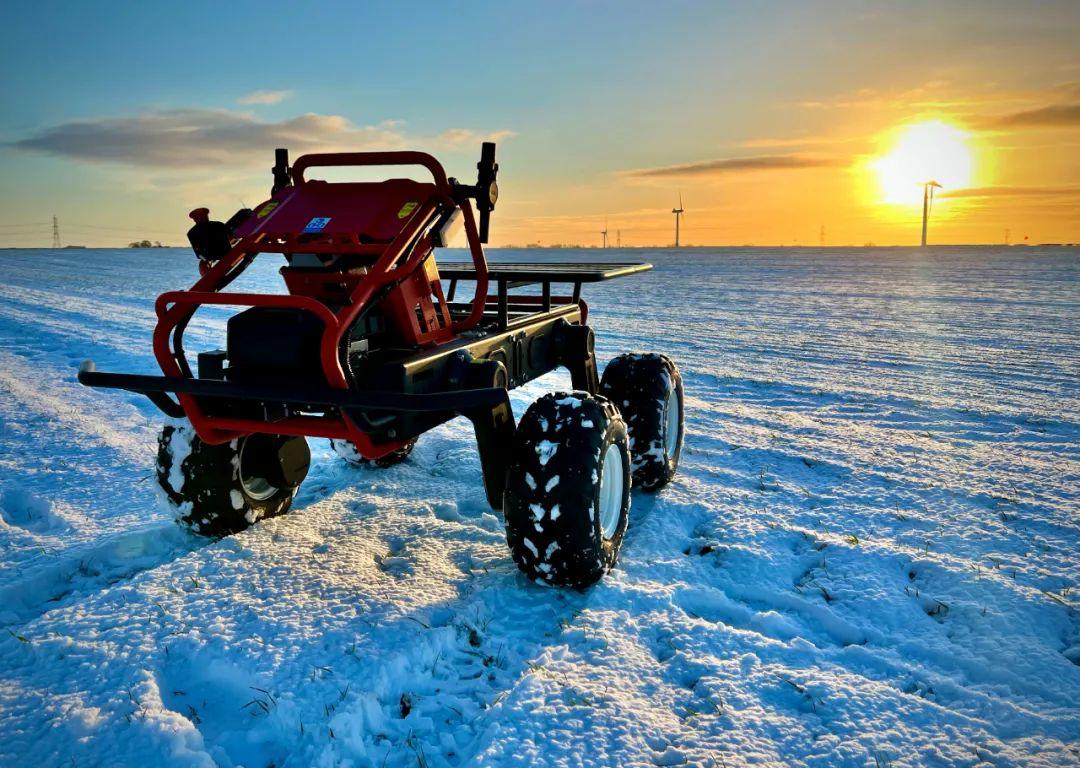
<box><xmin>504</xmin><ymin>392</ymin><xmax>631</xmax><ymax>588</ymax></box>
<box><xmin>600</xmin><ymin>353</ymin><xmax>684</xmax><ymax>491</ymax></box>
<box><xmin>330</xmin><ymin>438</ymin><xmax>417</xmax><ymax>468</ymax></box>
<box><xmin>157</xmin><ymin>423</ymin><xmax>310</xmax><ymax>537</ymax></box>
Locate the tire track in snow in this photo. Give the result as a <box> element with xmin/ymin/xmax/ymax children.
<box><xmin>0</xmin><ymin>349</ymin><xmax>201</xmax><ymax>626</ymax></box>
<box><xmin>0</xmin><ymin>284</ymin><xmax>229</xmax><ymax>346</ymax></box>
<box><xmin>0</xmin><ymin>350</ymin><xmax>153</xmax><ymax>461</ymax></box>
<box><xmin>0</xmin><ymin>523</ymin><xmax>202</xmax><ymax>626</ymax></box>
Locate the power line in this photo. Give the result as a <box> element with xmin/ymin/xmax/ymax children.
<box><xmin>66</xmin><ymin>222</ymin><xmax>178</xmax><ymax>234</ymax></box>
<box><xmin>0</xmin><ymin>220</ymin><xmax>179</xmax><ymax>236</ymax></box>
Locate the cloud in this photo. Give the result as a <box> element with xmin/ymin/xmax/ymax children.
<box><xmin>12</xmin><ymin>109</ymin><xmax>512</xmax><ymax>168</ymax></box>
<box><xmin>986</xmin><ymin>103</ymin><xmax>1080</xmax><ymax>129</ymax></box>
<box><xmin>433</xmin><ymin>128</ymin><xmax>516</xmax><ymax>147</ymax></box>
<box><xmin>940</xmin><ymin>185</ymin><xmax>1080</xmax><ymax>199</ymax></box>
<box><xmin>1053</xmin><ymin>81</ymin><xmax>1080</xmax><ymax>97</ymax></box>
<box><xmin>623</xmin><ymin>154</ymin><xmax>843</xmax><ymax>180</ymax></box>
<box><xmin>237</xmin><ymin>90</ymin><xmax>293</xmax><ymax>105</ymax></box>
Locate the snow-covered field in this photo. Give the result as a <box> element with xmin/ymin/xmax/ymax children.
<box><xmin>0</xmin><ymin>245</ymin><xmax>1077</xmax><ymax>768</ymax></box>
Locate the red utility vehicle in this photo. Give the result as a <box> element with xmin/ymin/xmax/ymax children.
<box><xmin>79</xmin><ymin>144</ymin><xmax>684</xmax><ymax>586</ymax></box>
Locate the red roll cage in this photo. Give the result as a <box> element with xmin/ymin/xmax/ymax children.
<box><xmin>152</xmin><ymin>151</ymin><xmax>490</xmax><ymax>458</ymax></box>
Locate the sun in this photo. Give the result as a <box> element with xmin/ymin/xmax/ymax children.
<box><xmin>871</xmin><ymin>120</ymin><xmax>974</xmax><ymax>205</ymax></box>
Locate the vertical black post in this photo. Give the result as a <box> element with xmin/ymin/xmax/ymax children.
<box><xmin>272</xmin><ymin>148</ymin><xmax>291</xmax><ymax>195</ymax></box>
<box><xmin>476</xmin><ymin>142</ymin><xmax>498</xmax><ymax>244</ymax></box>
<box><xmin>497</xmin><ymin>280</ymin><xmax>509</xmax><ymax>330</ymax></box>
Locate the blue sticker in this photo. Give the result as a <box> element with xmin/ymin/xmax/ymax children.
<box><xmin>303</xmin><ymin>217</ymin><xmax>331</xmax><ymax>233</ymax></box>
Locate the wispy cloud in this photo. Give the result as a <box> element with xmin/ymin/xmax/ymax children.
<box><xmin>985</xmin><ymin>103</ymin><xmax>1080</xmax><ymax>129</ymax></box>
<box><xmin>434</xmin><ymin>128</ymin><xmax>516</xmax><ymax>147</ymax></box>
<box><xmin>1052</xmin><ymin>81</ymin><xmax>1080</xmax><ymax>98</ymax></box>
<box><xmin>237</xmin><ymin>89</ymin><xmax>293</xmax><ymax>105</ymax></box>
<box><xmin>740</xmin><ymin>134</ymin><xmax>868</xmax><ymax>151</ymax></box>
<box><xmin>940</xmin><ymin>185</ymin><xmax>1080</xmax><ymax>199</ymax></box>
<box><xmin>623</xmin><ymin>154</ymin><xmax>843</xmax><ymax>180</ymax></box>
<box><xmin>795</xmin><ymin>82</ymin><xmax>1021</xmax><ymax>112</ymax></box>
<box><xmin>12</xmin><ymin>108</ymin><xmax>512</xmax><ymax>167</ymax></box>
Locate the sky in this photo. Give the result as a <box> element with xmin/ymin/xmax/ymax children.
<box><xmin>1</xmin><ymin>1</ymin><xmax>1078</xmax><ymax>247</ymax></box>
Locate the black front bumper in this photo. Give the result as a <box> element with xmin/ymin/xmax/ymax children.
<box><xmin>76</xmin><ymin>366</ymin><xmax>510</xmax><ymax>418</ymax></box>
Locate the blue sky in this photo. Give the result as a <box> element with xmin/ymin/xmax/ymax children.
<box><xmin>2</xmin><ymin>1</ymin><xmax>1078</xmax><ymax>246</ymax></box>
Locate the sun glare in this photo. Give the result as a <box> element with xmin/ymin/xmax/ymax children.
<box><xmin>872</xmin><ymin>121</ymin><xmax>974</xmax><ymax>205</ymax></box>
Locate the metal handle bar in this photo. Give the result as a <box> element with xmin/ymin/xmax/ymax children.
<box><xmin>290</xmin><ymin>151</ymin><xmax>452</xmax><ymax>192</ymax></box>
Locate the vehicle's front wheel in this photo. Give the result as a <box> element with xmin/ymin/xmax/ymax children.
<box><xmin>503</xmin><ymin>392</ymin><xmax>630</xmax><ymax>588</ymax></box>
<box><xmin>156</xmin><ymin>423</ymin><xmax>310</xmax><ymax>536</ymax></box>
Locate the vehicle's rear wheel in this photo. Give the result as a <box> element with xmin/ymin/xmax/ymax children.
<box><xmin>503</xmin><ymin>392</ymin><xmax>631</xmax><ymax>588</ymax></box>
<box><xmin>330</xmin><ymin>438</ymin><xmax>416</xmax><ymax>468</ymax></box>
<box><xmin>600</xmin><ymin>353</ymin><xmax>684</xmax><ymax>491</ymax></box>
<box><xmin>156</xmin><ymin>423</ymin><xmax>310</xmax><ymax>536</ymax></box>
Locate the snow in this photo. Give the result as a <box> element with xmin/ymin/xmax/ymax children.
<box><xmin>0</xmin><ymin>245</ymin><xmax>1078</xmax><ymax>767</ymax></box>
<box><xmin>167</xmin><ymin>423</ymin><xmax>195</xmax><ymax>496</ymax></box>
<box><xmin>536</xmin><ymin>440</ymin><xmax>559</xmax><ymax>466</ymax></box>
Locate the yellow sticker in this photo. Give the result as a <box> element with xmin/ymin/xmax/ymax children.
<box><xmin>397</xmin><ymin>202</ymin><xmax>419</xmax><ymax>219</ymax></box>
<box><xmin>256</xmin><ymin>202</ymin><xmax>279</xmax><ymax>218</ymax></box>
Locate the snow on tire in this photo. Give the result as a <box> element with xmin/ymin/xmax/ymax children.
<box><xmin>503</xmin><ymin>392</ymin><xmax>631</xmax><ymax>588</ymax></box>
<box><xmin>330</xmin><ymin>438</ymin><xmax>416</xmax><ymax>468</ymax></box>
<box><xmin>156</xmin><ymin>422</ymin><xmax>309</xmax><ymax>537</ymax></box>
<box><xmin>600</xmin><ymin>353</ymin><xmax>684</xmax><ymax>491</ymax></box>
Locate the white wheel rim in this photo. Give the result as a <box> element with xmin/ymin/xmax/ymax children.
<box><xmin>239</xmin><ymin>439</ymin><xmax>279</xmax><ymax>501</ymax></box>
<box><xmin>241</xmin><ymin>474</ymin><xmax>277</xmax><ymax>501</ymax></box>
<box><xmin>598</xmin><ymin>443</ymin><xmax>625</xmax><ymax>539</ymax></box>
<box><xmin>664</xmin><ymin>386</ymin><xmax>681</xmax><ymax>458</ymax></box>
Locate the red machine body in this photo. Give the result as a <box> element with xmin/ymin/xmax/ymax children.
<box><xmin>153</xmin><ymin>151</ymin><xmax>489</xmax><ymax>458</ymax></box>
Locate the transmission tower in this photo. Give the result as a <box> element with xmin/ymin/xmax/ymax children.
<box><xmin>616</xmin><ymin>229</ymin><xmax>621</xmax><ymax>248</ymax></box>
<box><xmin>52</xmin><ymin>215</ymin><xmax>61</xmax><ymax>248</ymax></box>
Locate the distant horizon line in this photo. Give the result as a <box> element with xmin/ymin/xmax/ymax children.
<box><xmin>3</xmin><ymin>242</ymin><xmax>1078</xmax><ymax>251</ymax></box>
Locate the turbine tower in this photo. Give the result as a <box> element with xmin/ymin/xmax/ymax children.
<box><xmin>672</xmin><ymin>194</ymin><xmax>685</xmax><ymax>247</ymax></box>
<box><xmin>921</xmin><ymin>181</ymin><xmax>941</xmax><ymax>247</ymax></box>
<box><xmin>600</xmin><ymin>219</ymin><xmax>609</xmax><ymax>248</ymax></box>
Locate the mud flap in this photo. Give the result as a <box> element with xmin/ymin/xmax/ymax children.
<box><xmin>554</xmin><ymin>321</ymin><xmax>599</xmax><ymax>395</ymax></box>
<box><xmin>461</xmin><ymin>357</ymin><xmax>516</xmax><ymax>511</ymax></box>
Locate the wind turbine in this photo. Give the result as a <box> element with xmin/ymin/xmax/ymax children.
<box><xmin>672</xmin><ymin>194</ymin><xmax>685</xmax><ymax>247</ymax></box>
<box><xmin>600</xmin><ymin>219</ymin><xmax>609</xmax><ymax>248</ymax></box>
<box><xmin>921</xmin><ymin>180</ymin><xmax>941</xmax><ymax>247</ymax></box>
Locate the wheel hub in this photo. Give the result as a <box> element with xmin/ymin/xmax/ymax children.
<box><xmin>664</xmin><ymin>386</ymin><xmax>681</xmax><ymax>459</ymax></box>
<box><xmin>239</xmin><ymin>436</ymin><xmax>281</xmax><ymax>502</ymax></box>
<box><xmin>598</xmin><ymin>443</ymin><xmax>625</xmax><ymax>539</ymax></box>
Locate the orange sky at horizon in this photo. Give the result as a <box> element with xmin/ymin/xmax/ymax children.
<box><xmin>493</xmin><ymin>83</ymin><xmax>1080</xmax><ymax>248</ymax></box>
